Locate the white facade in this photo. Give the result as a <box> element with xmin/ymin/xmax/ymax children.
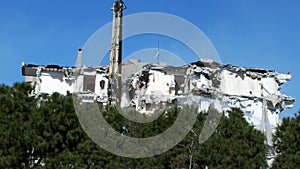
<box><xmin>122</xmin><ymin>61</ymin><xmax>294</xmax><ymax>149</ymax></box>
<box><xmin>22</xmin><ymin>60</ymin><xmax>294</xmax><ymax>149</ymax></box>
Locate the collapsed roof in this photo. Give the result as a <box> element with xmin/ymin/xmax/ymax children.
<box><xmin>21</xmin><ymin>60</ymin><xmax>295</xmax><ymax>148</ymax></box>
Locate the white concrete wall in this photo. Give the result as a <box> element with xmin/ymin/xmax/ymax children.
<box><xmin>39</xmin><ymin>71</ymin><xmax>73</xmax><ymax>95</ymax></box>
<box><xmin>94</xmin><ymin>73</ymin><xmax>108</xmax><ymax>99</ymax></box>
<box><xmin>145</xmin><ymin>70</ymin><xmax>176</xmax><ymax>96</ymax></box>
<box><xmin>220</xmin><ymin>70</ymin><xmax>279</xmax><ymax>97</ymax></box>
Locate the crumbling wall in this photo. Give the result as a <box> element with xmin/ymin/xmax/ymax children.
<box><xmin>123</xmin><ymin>61</ymin><xmax>294</xmax><ymax>148</ymax></box>
<box><xmin>21</xmin><ymin>61</ymin><xmax>295</xmax><ymax>147</ymax></box>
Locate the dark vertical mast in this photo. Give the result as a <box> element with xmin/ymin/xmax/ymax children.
<box><xmin>109</xmin><ymin>0</ymin><xmax>125</xmax><ymax>105</ymax></box>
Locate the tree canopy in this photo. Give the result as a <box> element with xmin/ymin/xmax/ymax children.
<box><xmin>0</xmin><ymin>83</ymin><xmax>268</xmax><ymax>168</ymax></box>
<box><xmin>271</xmin><ymin>112</ymin><xmax>300</xmax><ymax>169</ymax></box>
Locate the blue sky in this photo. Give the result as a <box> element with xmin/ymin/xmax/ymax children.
<box><xmin>0</xmin><ymin>0</ymin><xmax>299</xmax><ymax>117</ymax></box>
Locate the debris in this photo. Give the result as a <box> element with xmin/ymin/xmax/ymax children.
<box><xmin>21</xmin><ymin>60</ymin><xmax>295</xmax><ymax>148</ymax></box>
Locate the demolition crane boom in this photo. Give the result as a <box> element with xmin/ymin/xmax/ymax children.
<box><xmin>108</xmin><ymin>0</ymin><xmax>126</xmax><ymax>105</ymax></box>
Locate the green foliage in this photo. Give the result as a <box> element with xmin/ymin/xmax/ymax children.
<box><xmin>0</xmin><ymin>83</ymin><xmax>36</xmax><ymax>168</ymax></box>
<box><xmin>271</xmin><ymin>112</ymin><xmax>300</xmax><ymax>169</ymax></box>
<box><xmin>170</xmin><ymin>108</ymin><xmax>268</xmax><ymax>169</ymax></box>
<box><xmin>0</xmin><ymin>83</ymin><xmax>268</xmax><ymax>168</ymax></box>
<box><xmin>101</xmin><ymin>106</ymin><xmax>181</xmax><ymax>138</ymax></box>
<box><xmin>198</xmin><ymin>108</ymin><xmax>267</xmax><ymax>169</ymax></box>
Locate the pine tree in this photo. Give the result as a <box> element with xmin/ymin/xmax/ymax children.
<box><xmin>171</xmin><ymin>108</ymin><xmax>268</xmax><ymax>169</ymax></box>
<box><xmin>271</xmin><ymin>111</ymin><xmax>300</xmax><ymax>169</ymax></box>
<box><xmin>0</xmin><ymin>83</ymin><xmax>37</xmax><ymax>168</ymax></box>
<box><xmin>0</xmin><ymin>83</ymin><xmax>269</xmax><ymax>168</ymax></box>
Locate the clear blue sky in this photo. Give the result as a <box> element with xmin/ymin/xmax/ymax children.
<box><xmin>0</xmin><ymin>0</ymin><xmax>299</xmax><ymax>117</ymax></box>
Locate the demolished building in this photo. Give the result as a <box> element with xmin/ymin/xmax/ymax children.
<box><xmin>120</xmin><ymin>60</ymin><xmax>294</xmax><ymax>147</ymax></box>
<box><xmin>22</xmin><ymin>59</ymin><xmax>294</xmax><ymax>147</ymax></box>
